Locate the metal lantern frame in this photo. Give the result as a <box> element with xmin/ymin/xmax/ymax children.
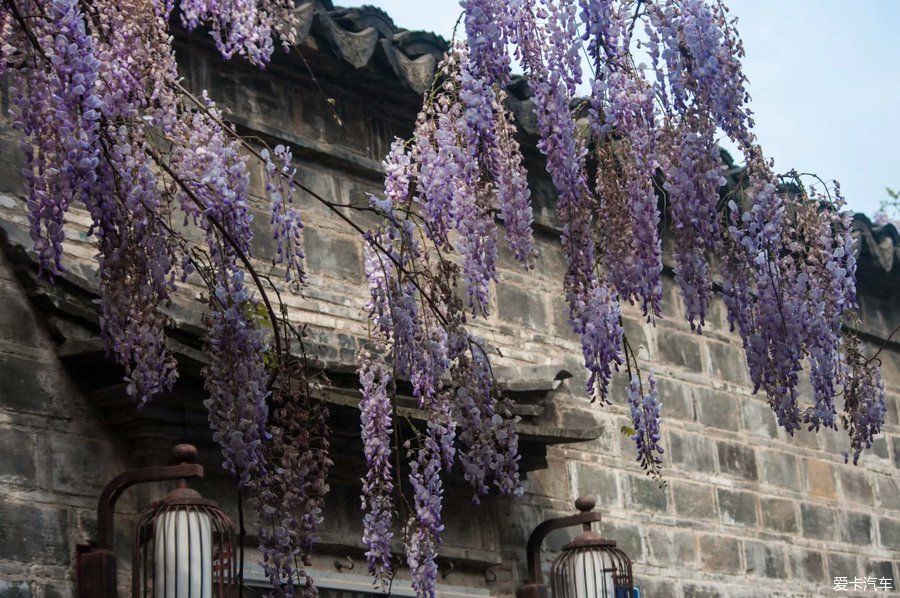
<box><xmin>76</xmin><ymin>444</ymin><xmax>239</xmax><ymax>598</ymax></box>
<box><xmin>517</xmin><ymin>496</ymin><xmax>633</xmax><ymax>598</ymax></box>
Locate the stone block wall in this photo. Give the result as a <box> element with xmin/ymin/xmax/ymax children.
<box><xmin>0</xmin><ymin>23</ymin><xmax>898</xmax><ymax>598</ymax></box>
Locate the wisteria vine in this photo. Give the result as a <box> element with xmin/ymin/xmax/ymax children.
<box><xmin>0</xmin><ymin>0</ymin><xmax>888</xmax><ymax>596</ymax></box>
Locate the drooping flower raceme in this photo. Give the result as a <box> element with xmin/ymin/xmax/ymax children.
<box><xmin>627</xmin><ymin>372</ymin><xmax>664</xmax><ymax>477</ymax></box>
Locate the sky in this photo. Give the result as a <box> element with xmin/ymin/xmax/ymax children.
<box><xmin>340</xmin><ymin>0</ymin><xmax>900</xmax><ymax>216</ymax></box>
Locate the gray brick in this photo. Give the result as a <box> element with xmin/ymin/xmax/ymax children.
<box><xmin>744</xmin><ymin>541</ymin><xmax>787</xmax><ymax>579</ymax></box>
<box><xmin>632</xmin><ymin>578</ymin><xmax>677</xmax><ymax>597</ymax></box>
<box><xmin>878</xmin><ymin>518</ymin><xmax>900</xmax><ymax>549</ymax></box>
<box><xmin>668</xmin><ymin>429</ymin><xmax>716</xmax><ymax>474</ymax></box>
<box><xmin>867</xmin><ymin>560</ymin><xmax>895</xmax><ymax>585</ymax></box>
<box><xmin>717</xmin><ymin>441</ymin><xmax>757</xmax><ymax>480</ymax></box>
<box><xmin>717</xmin><ymin>488</ymin><xmax>758</xmax><ymax>527</ymax></box>
<box><xmin>0</xmin><ymin>581</ymin><xmax>31</xmax><ymax>598</ymax></box>
<box><xmin>49</xmin><ymin>435</ymin><xmax>118</xmax><ymax>495</ymax></box>
<box><xmin>742</xmin><ymin>399</ymin><xmax>777</xmax><ymax>438</ymax></box>
<box><xmin>0</xmin><ymin>135</ymin><xmax>25</xmax><ymax>194</ymax></box>
<box><xmin>826</xmin><ymin>552</ymin><xmax>859</xmax><ymax>580</ymax></box>
<box><xmin>497</xmin><ymin>284</ymin><xmax>546</xmax><ymax>329</ymax></box>
<box><xmin>706</xmin><ymin>341</ymin><xmax>751</xmax><ymax>386</ymax></box>
<box><xmin>694</xmin><ymin>387</ymin><xmax>740</xmax><ymax>431</ymax></box>
<box><xmin>804</xmin><ymin>459</ymin><xmax>837</xmax><ymax>499</ymax></box>
<box><xmin>801</xmin><ymin>504</ymin><xmax>837</xmax><ymax>541</ymax></box>
<box><xmin>0</xmin><ymin>355</ymin><xmax>60</xmax><ymax>414</ymax></box>
<box><xmin>759</xmin><ymin>450</ymin><xmax>801</xmax><ymax>492</ymax></box>
<box><xmin>571</xmin><ymin>462</ymin><xmax>620</xmax><ymax>509</ymax></box>
<box><xmin>876</xmin><ymin>475</ymin><xmax>900</xmax><ymax>511</ymax></box>
<box><xmin>760</xmin><ymin>497</ymin><xmax>798</xmax><ymax>533</ymax></box>
<box><xmin>840</xmin><ymin>512</ymin><xmax>873</xmax><ymax>545</ymax></box>
<box><xmin>303</xmin><ymin>229</ymin><xmax>362</xmax><ymax>280</ymax></box>
<box><xmin>654</xmin><ymin>376</ymin><xmax>693</xmax><ymax>421</ymax></box>
<box><xmin>699</xmin><ymin>535</ymin><xmax>742</xmax><ymax>574</ymax></box>
<box><xmin>0</xmin><ymin>279</ymin><xmax>41</xmax><ymax>347</ymax></box>
<box><xmin>839</xmin><ymin>468</ymin><xmax>875</xmax><ymax>505</ymax></box>
<box><xmin>790</xmin><ymin>549</ymin><xmax>825</xmax><ymax>582</ymax></box>
<box><xmin>672</xmin><ymin>481</ymin><xmax>717</xmax><ymax>520</ymax></box>
<box><xmin>601</xmin><ymin>520</ymin><xmax>643</xmax><ymax>562</ymax></box>
<box><xmin>646</xmin><ymin>527</ymin><xmax>697</xmax><ymax>567</ymax></box>
<box><xmin>656</xmin><ymin>331</ymin><xmax>703</xmax><ymax>372</ymax></box>
<box><xmin>626</xmin><ymin>475</ymin><xmax>667</xmax><ymax>513</ymax></box>
<box><xmin>0</xmin><ymin>427</ymin><xmax>35</xmax><ymax>487</ymax></box>
<box><xmin>683</xmin><ymin>585</ymin><xmax>723</xmax><ymax>598</ymax></box>
<box><xmin>893</xmin><ymin>435</ymin><xmax>900</xmax><ymax>469</ymax></box>
<box><xmin>0</xmin><ymin>500</ymin><xmax>69</xmax><ymax>565</ymax></box>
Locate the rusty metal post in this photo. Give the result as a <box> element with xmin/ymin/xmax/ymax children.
<box><xmin>76</xmin><ymin>444</ymin><xmax>204</xmax><ymax>598</ymax></box>
<box><xmin>516</xmin><ymin>496</ymin><xmax>603</xmax><ymax>598</ymax></box>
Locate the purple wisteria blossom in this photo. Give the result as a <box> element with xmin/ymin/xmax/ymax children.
<box><xmin>264</xmin><ymin>144</ymin><xmax>306</xmax><ymax>284</ymax></box>
<box><xmin>627</xmin><ymin>372</ymin><xmax>664</xmax><ymax>478</ymax></box>
<box><xmin>358</xmin><ymin>354</ymin><xmax>395</xmax><ymax>580</ymax></box>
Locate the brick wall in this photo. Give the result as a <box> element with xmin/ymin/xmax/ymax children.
<box><xmin>0</xmin><ymin>27</ymin><xmax>897</xmax><ymax>598</ymax></box>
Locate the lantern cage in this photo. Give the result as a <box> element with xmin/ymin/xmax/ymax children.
<box><xmin>132</xmin><ymin>484</ymin><xmax>239</xmax><ymax>597</ymax></box>
<box><xmin>76</xmin><ymin>444</ymin><xmax>240</xmax><ymax>598</ymax></box>
<box><xmin>550</xmin><ymin>533</ymin><xmax>633</xmax><ymax>598</ymax></box>
<box><xmin>517</xmin><ymin>496</ymin><xmax>635</xmax><ymax>598</ymax></box>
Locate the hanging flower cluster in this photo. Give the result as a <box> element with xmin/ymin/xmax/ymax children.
<box><xmin>627</xmin><ymin>371</ymin><xmax>664</xmax><ymax>478</ymax></box>
<box><xmin>357</xmin><ymin>134</ymin><xmax>523</xmax><ymax>592</ymax></box>
<box><xmin>1</xmin><ymin>0</ymin><xmax>887</xmax><ymax>596</ymax></box>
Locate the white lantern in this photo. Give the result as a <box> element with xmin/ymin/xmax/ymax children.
<box><xmin>131</xmin><ymin>446</ymin><xmax>238</xmax><ymax>598</ymax></box>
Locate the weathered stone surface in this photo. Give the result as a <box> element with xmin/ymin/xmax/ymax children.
<box><xmin>718</xmin><ymin>488</ymin><xmax>758</xmax><ymax>527</ymax></box>
<box><xmin>303</xmin><ymin>228</ymin><xmax>362</xmax><ymax>280</ymax></box>
<box><xmin>759</xmin><ymin>450</ymin><xmax>801</xmax><ymax>492</ymax></box>
<box><xmin>0</xmin><ymin>581</ymin><xmax>31</xmax><ymax>598</ymax></box>
<box><xmin>717</xmin><ymin>441</ymin><xmax>757</xmax><ymax>480</ymax></box>
<box><xmin>801</xmin><ymin>504</ymin><xmax>837</xmax><ymax>541</ymax></box>
<box><xmin>760</xmin><ymin>497</ymin><xmax>798</xmax><ymax>533</ymax></box>
<box><xmin>600</xmin><ymin>519</ymin><xmax>643</xmax><ymax>562</ymax></box>
<box><xmin>0</xmin><ymin>428</ymin><xmax>35</xmax><ymax>487</ymax></box>
<box><xmin>654</xmin><ymin>375</ymin><xmax>694</xmax><ymax>421</ymax></box>
<box><xmin>497</xmin><ymin>284</ymin><xmax>547</xmax><ymax>329</ymax></box>
<box><xmin>839</xmin><ymin>468</ymin><xmax>875</xmax><ymax>505</ymax></box>
<box><xmin>668</xmin><ymin>429</ymin><xmax>717</xmax><ymax>474</ymax></box>
<box><xmin>0</xmin><ymin>501</ymin><xmax>69</xmax><ymax>565</ymax></box>
<box><xmin>570</xmin><ymin>462</ymin><xmax>620</xmax><ymax>508</ymax></box>
<box><xmin>626</xmin><ymin>475</ymin><xmax>667</xmax><ymax>513</ymax></box>
<box><xmin>699</xmin><ymin>535</ymin><xmax>742</xmax><ymax>574</ymax></box>
<box><xmin>826</xmin><ymin>552</ymin><xmax>859</xmax><ymax>581</ymax></box>
<box><xmin>633</xmin><ymin>578</ymin><xmax>677</xmax><ymax>597</ymax></box>
<box><xmin>790</xmin><ymin>549</ymin><xmax>825</xmax><ymax>582</ymax></box>
<box><xmin>656</xmin><ymin>331</ymin><xmax>703</xmax><ymax>372</ymax></box>
<box><xmin>0</xmin><ymin>354</ymin><xmax>61</xmax><ymax>415</ymax></box>
<box><xmin>805</xmin><ymin>459</ymin><xmax>837</xmax><ymax>499</ymax></box>
<box><xmin>876</xmin><ymin>475</ymin><xmax>900</xmax><ymax>511</ymax></box>
<box><xmin>672</xmin><ymin>481</ymin><xmax>717</xmax><ymax>520</ymax></box>
<box><xmin>741</xmin><ymin>399</ymin><xmax>777</xmax><ymax>438</ymax></box>
<box><xmin>840</xmin><ymin>512</ymin><xmax>873</xmax><ymax>545</ymax></box>
<box><xmin>694</xmin><ymin>387</ymin><xmax>740</xmax><ymax>431</ymax></box>
<box><xmin>682</xmin><ymin>585</ymin><xmax>723</xmax><ymax>598</ymax></box>
<box><xmin>49</xmin><ymin>434</ymin><xmax>118</xmax><ymax>495</ymax></box>
<box><xmin>744</xmin><ymin>541</ymin><xmax>787</xmax><ymax>579</ymax></box>
<box><xmin>878</xmin><ymin>518</ymin><xmax>900</xmax><ymax>549</ymax></box>
<box><xmin>0</xmin><ymin>277</ymin><xmax>41</xmax><ymax>347</ymax></box>
<box><xmin>706</xmin><ymin>341</ymin><xmax>751</xmax><ymax>386</ymax></box>
<box><xmin>647</xmin><ymin>527</ymin><xmax>697</xmax><ymax>567</ymax></box>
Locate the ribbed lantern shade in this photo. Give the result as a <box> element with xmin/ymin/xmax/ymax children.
<box><xmin>132</xmin><ymin>446</ymin><xmax>238</xmax><ymax>598</ymax></box>
<box><xmin>153</xmin><ymin>506</ymin><xmax>213</xmax><ymax>597</ymax></box>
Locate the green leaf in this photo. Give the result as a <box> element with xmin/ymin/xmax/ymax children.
<box><xmin>620</xmin><ymin>425</ymin><xmax>636</xmax><ymax>437</ymax></box>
